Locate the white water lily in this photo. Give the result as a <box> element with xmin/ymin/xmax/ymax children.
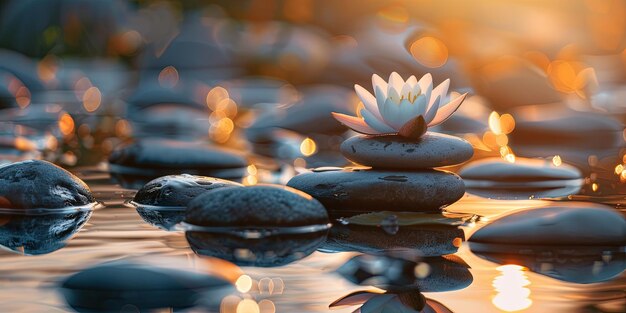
<box><xmin>332</xmin><ymin>72</ymin><xmax>467</xmax><ymax>139</ymax></box>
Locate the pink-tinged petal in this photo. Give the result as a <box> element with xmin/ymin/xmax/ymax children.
<box><xmin>380</xmin><ymin>98</ymin><xmax>404</xmax><ymax>130</ymax></box>
<box><xmin>428</xmin><ymin>93</ymin><xmax>467</xmax><ymax>126</ymax></box>
<box><xmin>332</xmin><ymin>112</ymin><xmax>380</xmax><ymax>134</ymax></box>
<box><xmin>372</xmin><ymin>74</ymin><xmax>388</xmax><ymax>97</ymax></box>
<box><xmin>424</xmin><ymin>95</ymin><xmax>440</xmax><ymax>124</ymax></box>
<box><xmin>361</xmin><ymin>108</ymin><xmax>395</xmax><ymax>133</ymax></box>
<box><xmin>425</xmin><ymin>299</ymin><xmax>454</xmax><ymax>313</ymax></box>
<box><xmin>405</xmin><ymin>75</ymin><xmax>417</xmax><ymax>89</ymax></box>
<box><xmin>417</xmin><ymin>73</ymin><xmax>432</xmax><ymax>95</ymax></box>
<box><xmin>329</xmin><ymin>291</ymin><xmax>381</xmax><ymax>307</ymax></box>
<box><xmin>428</xmin><ymin>79</ymin><xmax>449</xmax><ymax>111</ymax></box>
<box><xmin>352</xmin><ymin>309</ymin><xmax>361</xmax><ymax>313</ymax></box>
<box><xmin>355</xmin><ymin>84</ymin><xmax>384</xmax><ymax>120</ymax></box>
<box><xmin>388</xmin><ymin>72</ymin><xmax>405</xmax><ymax>94</ymax></box>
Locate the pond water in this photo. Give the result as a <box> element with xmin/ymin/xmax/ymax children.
<box><xmin>0</xmin><ymin>165</ymin><xmax>624</xmax><ymax>313</ymax></box>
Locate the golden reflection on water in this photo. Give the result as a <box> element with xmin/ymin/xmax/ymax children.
<box><xmin>492</xmin><ymin>265</ymin><xmax>532</xmax><ymax>312</ymax></box>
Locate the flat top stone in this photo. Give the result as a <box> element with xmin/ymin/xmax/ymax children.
<box><xmin>109</xmin><ymin>139</ymin><xmax>247</xmax><ymax>170</ymax></box>
<box><xmin>460</xmin><ymin>157</ymin><xmax>581</xmax><ymax>182</ymax></box>
<box><xmin>185</xmin><ymin>185</ymin><xmax>328</xmax><ymax>227</ymax></box>
<box><xmin>340</xmin><ymin>132</ymin><xmax>474</xmax><ymax>169</ymax></box>
<box><xmin>469</xmin><ymin>204</ymin><xmax>626</xmax><ymax>245</ymax></box>
<box><xmin>133</xmin><ymin>174</ymin><xmax>242</xmax><ymax>207</ymax></box>
<box><xmin>0</xmin><ymin>160</ymin><xmax>94</xmax><ymax>209</ymax></box>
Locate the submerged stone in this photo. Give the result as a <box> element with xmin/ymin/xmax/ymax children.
<box><xmin>0</xmin><ymin>160</ymin><xmax>95</xmax><ymax>209</ymax></box>
<box><xmin>133</xmin><ymin>174</ymin><xmax>242</xmax><ymax>207</ymax></box>
<box><xmin>469</xmin><ymin>204</ymin><xmax>626</xmax><ymax>246</ymax></box>
<box><xmin>60</xmin><ymin>260</ymin><xmax>232</xmax><ymax>311</ymax></box>
<box><xmin>337</xmin><ymin>254</ymin><xmax>473</xmax><ymax>292</ymax></box>
<box><xmin>287</xmin><ymin>168</ymin><xmax>465</xmax><ymax>214</ymax></box>
<box><xmin>185</xmin><ymin>185</ymin><xmax>328</xmax><ymax>227</ymax></box>
<box><xmin>108</xmin><ymin>140</ymin><xmax>247</xmax><ymax>181</ymax></box>
<box><xmin>340</xmin><ymin>133</ymin><xmax>473</xmax><ymax>169</ymax></box>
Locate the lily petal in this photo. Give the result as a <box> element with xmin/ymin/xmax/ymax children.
<box><xmin>332</xmin><ymin>112</ymin><xmax>380</xmax><ymax>134</ymax></box>
<box><xmin>361</xmin><ymin>108</ymin><xmax>395</xmax><ymax>133</ymax></box>
<box><xmin>375</xmin><ymin>85</ymin><xmax>388</xmax><ymax>112</ymax></box>
<box><xmin>389</xmin><ymin>72</ymin><xmax>405</xmax><ymax>94</ymax></box>
<box><xmin>372</xmin><ymin>74</ymin><xmax>388</xmax><ymax>97</ymax></box>
<box><xmin>428</xmin><ymin>78</ymin><xmax>449</xmax><ymax>111</ymax></box>
<box><xmin>400</xmin><ymin>82</ymin><xmax>413</xmax><ymax>100</ymax></box>
<box><xmin>380</xmin><ymin>98</ymin><xmax>406</xmax><ymax>129</ymax></box>
<box><xmin>355</xmin><ymin>84</ymin><xmax>384</xmax><ymax>121</ymax></box>
<box><xmin>417</xmin><ymin>73</ymin><xmax>432</xmax><ymax>95</ymax></box>
<box><xmin>387</xmin><ymin>85</ymin><xmax>401</xmax><ymax>104</ymax></box>
<box><xmin>424</xmin><ymin>95</ymin><xmax>440</xmax><ymax>124</ymax></box>
<box><xmin>329</xmin><ymin>291</ymin><xmax>381</xmax><ymax>308</ymax></box>
<box><xmin>428</xmin><ymin>93</ymin><xmax>467</xmax><ymax>126</ymax></box>
<box><xmin>406</xmin><ymin>75</ymin><xmax>418</xmax><ymax>89</ymax></box>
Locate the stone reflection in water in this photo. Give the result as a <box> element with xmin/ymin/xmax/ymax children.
<box><xmin>59</xmin><ymin>260</ymin><xmax>234</xmax><ymax>312</ymax></box>
<box><xmin>0</xmin><ymin>207</ymin><xmax>91</xmax><ymax>255</ymax></box>
<box><xmin>187</xmin><ymin>230</ymin><xmax>328</xmax><ymax>267</ymax></box>
<box><xmin>472</xmin><ymin>245</ymin><xmax>625</xmax><ymax>284</ymax></box>
<box><xmin>491</xmin><ymin>265</ymin><xmax>533</xmax><ymax>312</ymax></box>
<box><xmin>321</xmin><ymin>211</ymin><xmax>471</xmax><ymax>256</ymax></box>
<box><xmin>135</xmin><ymin>206</ymin><xmax>186</xmax><ymax>231</ymax></box>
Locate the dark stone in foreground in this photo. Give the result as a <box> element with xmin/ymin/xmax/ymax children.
<box><xmin>0</xmin><ymin>160</ymin><xmax>94</xmax><ymax>209</ymax></box>
<box><xmin>185</xmin><ymin>185</ymin><xmax>328</xmax><ymax>227</ymax></box>
<box><xmin>469</xmin><ymin>204</ymin><xmax>626</xmax><ymax>246</ymax></box>
<box><xmin>133</xmin><ymin>174</ymin><xmax>242</xmax><ymax>207</ymax></box>
<box><xmin>60</xmin><ymin>261</ymin><xmax>232</xmax><ymax>311</ymax></box>
<box><xmin>340</xmin><ymin>133</ymin><xmax>473</xmax><ymax>169</ymax></box>
<box><xmin>286</xmin><ymin>168</ymin><xmax>465</xmax><ymax>214</ymax></box>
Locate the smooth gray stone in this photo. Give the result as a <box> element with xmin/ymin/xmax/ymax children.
<box><xmin>0</xmin><ymin>160</ymin><xmax>94</xmax><ymax>209</ymax></box>
<box><xmin>133</xmin><ymin>174</ymin><xmax>242</xmax><ymax>207</ymax></box>
<box><xmin>287</xmin><ymin>168</ymin><xmax>465</xmax><ymax>213</ymax></box>
<box><xmin>108</xmin><ymin>139</ymin><xmax>247</xmax><ymax>172</ymax></box>
<box><xmin>469</xmin><ymin>204</ymin><xmax>626</xmax><ymax>245</ymax></box>
<box><xmin>185</xmin><ymin>185</ymin><xmax>328</xmax><ymax>227</ymax></box>
<box><xmin>460</xmin><ymin>157</ymin><xmax>581</xmax><ymax>182</ymax></box>
<box><xmin>340</xmin><ymin>133</ymin><xmax>474</xmax><ymax>169</ymax></box>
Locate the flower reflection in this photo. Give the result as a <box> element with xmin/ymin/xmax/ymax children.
<box><xmin>492</xmin><ymin>265</ymin><xmax>532</xmax><ymax>312</ymax></box>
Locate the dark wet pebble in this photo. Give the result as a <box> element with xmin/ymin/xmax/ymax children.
<box><xmin>0</xmin><ymin>160</ymin><xmax>95</xmax><ymax>209</ymax></box>
<box><xmin>0</xmin><ymin>209</ymin><xmax>91</xmax><ymax>255</ymax></box>
<box><xmin>60</xmin><ymin>261</ymin><xmax>232</xmax><ymax>312</ymax></box>
<box><xmin>133</xmin><ymin>174</ymin><xmax>242</xmax><ymax>207</ymax></box>
<box><xmin>185</xmin><ymin>185</ymin><xmax>328</xmax><ymax>227</ymax></box>
<box><xmin>287</xmin><ymin>168</ymin><xmax>465</xmax><ymax>214</ymax></box>
<box><xmin>340</xmin><ymin>133</ymin><xmax>474</xmax><ymax>169</ymax></box>
<box><xmin>108</xmin><ymin>140</ymin><xmax>247</xmax><ymax>181</ymax></box>
<box><xmin>337</xmin><ymin>254</ymin><xmax>473</xmax><ymax>292</ymax></box>
<box><xmin>469</xmin><ymin>204</ymin><xmax>626</xmax><ymax>246</ymax></box>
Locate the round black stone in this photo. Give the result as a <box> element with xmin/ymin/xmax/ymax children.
<box><xmin>0</xmin><ymin>160</ymin><xmax>95</xmax><ymax>209</ymax></box>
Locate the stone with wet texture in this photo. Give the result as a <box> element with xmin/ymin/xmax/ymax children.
<box><xmin>469</xmin><ymin>204</ymin><xmax>626</xmax><ymax>246</ymax></box>
<box><xmin>340</xmin><ymin>132</ymin><xmax>474</xmax><ymax>169</ymax></box>
<box><xmin>133</xmin><ymin>174</ymin><xmax>243</xmax><ymax>207</ymax></box>
<box><xmin>0</xmin><ymin>160</ymin><xmax>95</xmax><ymax>209</ymax></box>
<box><xmin>286</xmin><ymin>168</ymin><xmax>465</xmax><ymax>214</ymax></box>
<box><xmin>60</xmin><ymin>260</ymin><xmax>232</xmax><ymax>311</ymax></box>
<box><xmin>108</xmin><ymin>139</ymin><xmax>248</xmax><ymax>180</ymax></box>
<box><xmin>185</xmin><ymin>185</ymin><xmax>328</xmax><ymax>227</ymax></box>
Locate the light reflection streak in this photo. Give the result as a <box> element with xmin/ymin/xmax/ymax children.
<box><xmin>492</xmin><ymin>265</ymin><xmax>532</xmax><ymax>312</ymax></box>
